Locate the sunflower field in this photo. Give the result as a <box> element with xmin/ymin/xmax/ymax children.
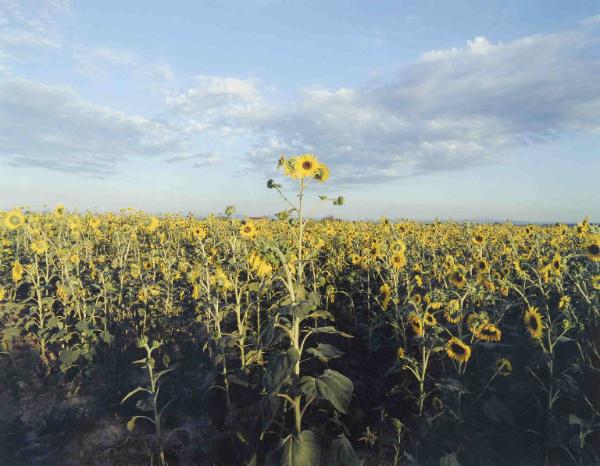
<box><xmin>1</xmin><ymin>155</ymin><xmax>599</xmax><ymax>466</ymax></box>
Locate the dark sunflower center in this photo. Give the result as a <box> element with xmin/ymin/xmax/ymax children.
<box><xmin>451</xmin><ymin>343</ymin><xmax>466</xmax><ymax>355</ymax></box>
<box><xmin>553</xmin><ymin>260</ymin><xmax>560</xmax><ymax>269</ymax></box>
<box><xmin>529</xmin><ymin>316</ymin><xmax>538</xmax><ymax>329</ymax></box>
<box><xmin>589</xmin><ymin>244</ymin><xmax>600</xmax><ymax>255</ymax></box>
<box><xmin>302</xmin><ymin>161</ymin><xmax>313</xmax><ymax>170</ymax></box>
<box><xmin>482</xmin><ymin>327</ymin><xmax>495</xmax><ymax>336</ymax></box>
<box><xmin>479</xmin><ymin>262</ymin><xmax>485</xmax><ymax>270</ymax></box>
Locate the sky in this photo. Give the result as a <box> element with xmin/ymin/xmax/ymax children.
<box><xmin>0</xmin><ymin>0</ymin><xmax>599</xmax><ymax>222</ymax></box>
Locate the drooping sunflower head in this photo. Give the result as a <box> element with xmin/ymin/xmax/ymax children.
<box><xmin>4</xmin><ymin>209</ymin><xmax>26</xmax><ymax>230</ymax></box>
<box><xmin>446</xmin><ymin>337</ymin><xmax>471</xmax><ymax>363</ymax></box>
<box><xmin>524</xmin><ymin>306</ymin><xmax>544</xmax><ymax>339</ymax></box>
<box><xmin>444</xmin><ymin>299</ymin><xmax>462</xmax><ymax>324</ymax></box>
<box><xmin>449</xmin><ymin>268</ymin><xmax>466</xmax><ymax>289</ymax></box>
<box><xmin>408</xmin><ymin>312</ymin><xmax>424</xmax><ymax>337</ymax></box>
<box><xmin>314</xmin><ymin>162</ymin><xmax>330</xmax><ymax>183</ymax></box>
<box><xmin>473</xmin><ymin>323</ymin><xmax>502</xmax><ymax>342</ymax></box>
<box><xmin>423</xmin><ymin>311</ymin><xmax>437</xmax><ymax>327</ymax></box>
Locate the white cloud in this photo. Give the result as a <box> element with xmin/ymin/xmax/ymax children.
<box><xmin>0</xmin><ymin>0</ymin><xmax>68</xmax><ymax>50</ymax></box>
<box><xmin>240</xmin><ymin>27</ymin><xmax>600</xmax><ymax>182</ymax></box>
<box><xmin>72</xmin><ymin>46</ymin><xmax>135</xmax><ymax>78</ymax></box>
<box><xmin>0</xmin><ymin>78</ymin><xmax>189</xmax><ymax>175</ymax></box>
<box><xmin>164</xmin><ymin>75</ymin><xmax>274</xmax><ymax>136</ymax></box>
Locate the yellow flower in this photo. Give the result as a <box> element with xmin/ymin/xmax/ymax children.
<box><xmin>314</xmin><ymin>162</ymin><xmax>330</xmax><ymax>183</ymax></box>
<box><xmin>584</xmin><ymin>236</ymin><xmax>600</xmax><ymax>262</ymax></box>
<box><xmin>390</xmin><ymin>251</ymin><xmax>406</xmax><ymax>270</ymax></box>
<box><xmin>408</xmin><ymin>312</ymin><xmax>424</xmax><ymax>336</ymax></box>
<box><xmin>423</xmin><ymin>311</ymin><xmax>437</xmax><ymax>327</ymax></box>
<box><xmin>146</xmin><ymin>216</ymin><xmax>160</xmax><ymax>232</ymax></box>
<box><xmin>397</xmin><ymin>346</ymin><xmax>405</xmax><ymax>360</ymax></box>
<box><xmin>0</xmin><ymin>287</ymin><xmax>5</xmax><ymax>301</ymax></box>
<box><xmin>54</xmin><ymin>204</ymin><xmax>65</xmax><ymax>217</ymax></box>
<box><xmin>31</xmin><ymin>239</ymin><xmax>49</xmax><ymax>255</ymax></box>
<box><xmin>558</xmin><ymin>295</ymin><xmax>571</xmax><ymax>310</ymax></box>
<box><xmin>496</xmin><ymin>358</ymin><xmax>512</xmax><ymax>376</ymax></box>
<box><xmin>12</xmin><ymin>260</ymin><xmax>24</xmax><ymax>282</ymax></box>
<box><xmin>248</xmin><ymin>251</ymin><xmax>273</xmax><ymax>278</ymax></box>
<box><xmin>294</xmin><ymin>153</ymin><xmax>320</xmax><ymax>179</ymax></box>
<box><xmin>473</xmin><ymin>323</ymin><xmax>502</xmax><ymax>342</ymax></box>
<box><xmin>592</xmin><ymin>275</ymin><xmax>600</xmax><ymax>291</ymax></box>
<box><xmin>240</xmin><ymin>220</ymin><xmax>257</xmax><ymax>239</ymax></box>
<box><xmin>446</xmin><ymin>337</ymin><xmax>471</xmax><ymax>363</ymax></box>
<box><xmin>449</xmin><ymin>267</ymin><xmax>467</xmax><ymax>289</ymax></box>
<box><xmin>524</xmin><ymin>306</ymin><xmax>544</xmax><ymax>339</ymax></box>
<box><xmin>130</xmin><ymin>263</ymin><xmax>142</xmax><ymax>278</ymax></box>
<box><xmin>4</xmin><ymin>209</ymin><xmax>25</xmax><ymax>230</ymax></box>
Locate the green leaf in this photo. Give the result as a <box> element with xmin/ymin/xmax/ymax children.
<box><xmin>439</xmin><ymin>452</ymin><xmax>461</xmax><ymax>466</ymax></box>
<box><xmin>328</xmin><ymin>434</ymin><xmax>360</xmax><ymax>466</ymax></box>
<box><xmin>263</xmin><ymin>352</ymin><xmax>291</xmax><ymax>394</ymax></box>
<box><xmin>307</xmin><ymin>343</ymin><xmax>344</xmax><ymax>362</ymax></box>
<box><xmin>268</xmin><ymin>430</ymin><xmax>321</xmax><ymax>466</ymax></box>
<box><xmin>312</xmin><ymin>326</ymin><xmax>352</xmax><ymax>338</ymax></box>
<box><xmin>59</xmin><ymin>348</ymin><xmax>80</xmax><ymax>366</ymax></box>
<box><xmin>301</xmin><ymin>369</ymin><xmax>353</xmax><ymax>414</ymax></box>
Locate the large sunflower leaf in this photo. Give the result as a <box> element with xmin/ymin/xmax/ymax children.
<box><xmin>300</xmin><ymin>369</ymin><xmax>353</xmax><ymax>414</ymax></box>
<box><xmin>268</xmin><ymin>430</ymin><xmax>321</xmax><ymax>466</ymax></box>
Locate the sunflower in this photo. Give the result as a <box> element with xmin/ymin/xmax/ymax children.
<box><xmin>444</xmin><ymin>301</ymin><xmax>463</xmax><ymax>324</ymax></box>
<box><xmin>130</xmin><ymin>263</ymin><xmax>142</xmax><ymax>278</ymax></box>
<box><xmin>390</xmin><ymin>251</ymin><xmax>406</xmax><ymax>270</ymax></box>
<box><xmin>524</xmin><ymin>306</ymin><xmax>544</xmax><ymax>339</ymax></box>
<box><xmin>240</xmin><ymin>220</ymin><xmax>257</xmax><ymax>239</ymax></box>
<box><xmin>423</xmin><ymin>311</ymin><xmax>437</xmax><ymax>327</ymax></box>
<box><xmin>0</xmin><ymin>287</ymin><xmax>5</xmax><ymax>302</ymax></box>
<box><xmin>550</xmin><ymin>253</ymin><xmax>562</xmax><ymax>275</ymax></box>
<box><xmin>4</xmin><ymin>209</ymin><xmax>25</xmax><ymax>230</ymax></box>
<box><xmin>449</xmin><ymin>268</ymin><xmax>467</xmax><ymax>289</ymax></box>
<box><xmin>473</xmin><ymin>233</ymin><xmax>485</xmax><ymax>245</ymax></box>
<box><xmin>54</xmin><ymin>204</ymin><xmax>65</xmax><ymax>218</ymax></box>
<box><xmin>473</xmin><ymin>323</ymin><xmax>502</xmax><ymax>342</ymax></box>
<box><xmin>408</xmin><ymin>312</ymin><xmax>424</xmax><ymax>336</ymax></box>
<box><xmin>496</xmin><ymin>358</ymin><xmax>512</xmax><ymax>376</ymax></box>
<box><xmin>314</xmin><ymin>162</ymin><xmax>330</xmax><ymax>183</ymax></box>
<box><xmin>12</xmin><ymin>260</ymin><xmax>24</xmax><ymax>282</ymax></box>
<box><xmin>294</xmin><ymin>153</ymin><xmax>320</xmax><ymax>179</ymax></box>
<box><xmin>380</xmin><ymin>283</ymin><xmax>391</xmax><ymax>310</ymax></box>
<box><xmin>397</xmin><ymin>346</ymin><xmax>405</xmax><ymax>360</ymax></box>
<box><xmin>584</xmin><ymin>236</ymin><xmax>600</xmax><ymax>262</ymax></box>
<box><xmin>475</xmin><ymin>259</ymin><xmax>489</xmax><ymax>275</ymax></box>
<box><xmin>31</xmin><ymin>239</ymin><xmax>49</xmax><ymax>255</ymax></box>
<box><xmin>446</xmin><ymin>337</ymin><xmax>471</xmax><ymax>363</ymax></box>
<box><xmin>592</xmin><ymin>275</ymin><xmax>600</xmax><ymax>291</ymax></box>
<box><xmin>558</xmin><ymin>295</ymin><xmax>571</xmax><ymax>310</ymax></box>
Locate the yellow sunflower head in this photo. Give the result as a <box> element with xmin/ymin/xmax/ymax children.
<box><xmin>4</xmin><ymin>209</ymin><xmax>26</xmax><ymax>230</ymax></box>
<box><xmin>446</xmin><ymin>337</ymin><xmax>471</xmax><ymax>363</ymax></box>
<box><xmin>240</xmin><ymin>220</ymin><xmax>257</xmax><ymax>239</ymax></box>
<box><xmin>524</xmin><ymin>306</ymin><xmax>544</xmax><ymax>339</ymax></box>
<box><xmin>314</xmin><ymin>162</ymin><xmax>330</xmax><ymax>183</ymax></box>
<box><xmin>294</xmin><ymin>153</ymin><xmax>320</xmax><ymax>179</ymax></box>
<box><xmin>585</xmin><ymin>236</ymin><xmax>600</xmax><ymax>262</ymax></box>
<box><xmin>473</xmin><ymin>323</ymin><xmax>502</xmax><ymax>342</ymax></box>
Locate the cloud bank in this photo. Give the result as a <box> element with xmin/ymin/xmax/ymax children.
<box><xmin>1</xmin><ymin>7</ymin><xmax>599</xmax><ymax>183</ymax></box>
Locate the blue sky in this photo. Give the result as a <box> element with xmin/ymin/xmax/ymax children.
<box><xmin>1</xmin><ymin>0</ymin><xmax>599</xmax><ymax>221</ymax></box>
